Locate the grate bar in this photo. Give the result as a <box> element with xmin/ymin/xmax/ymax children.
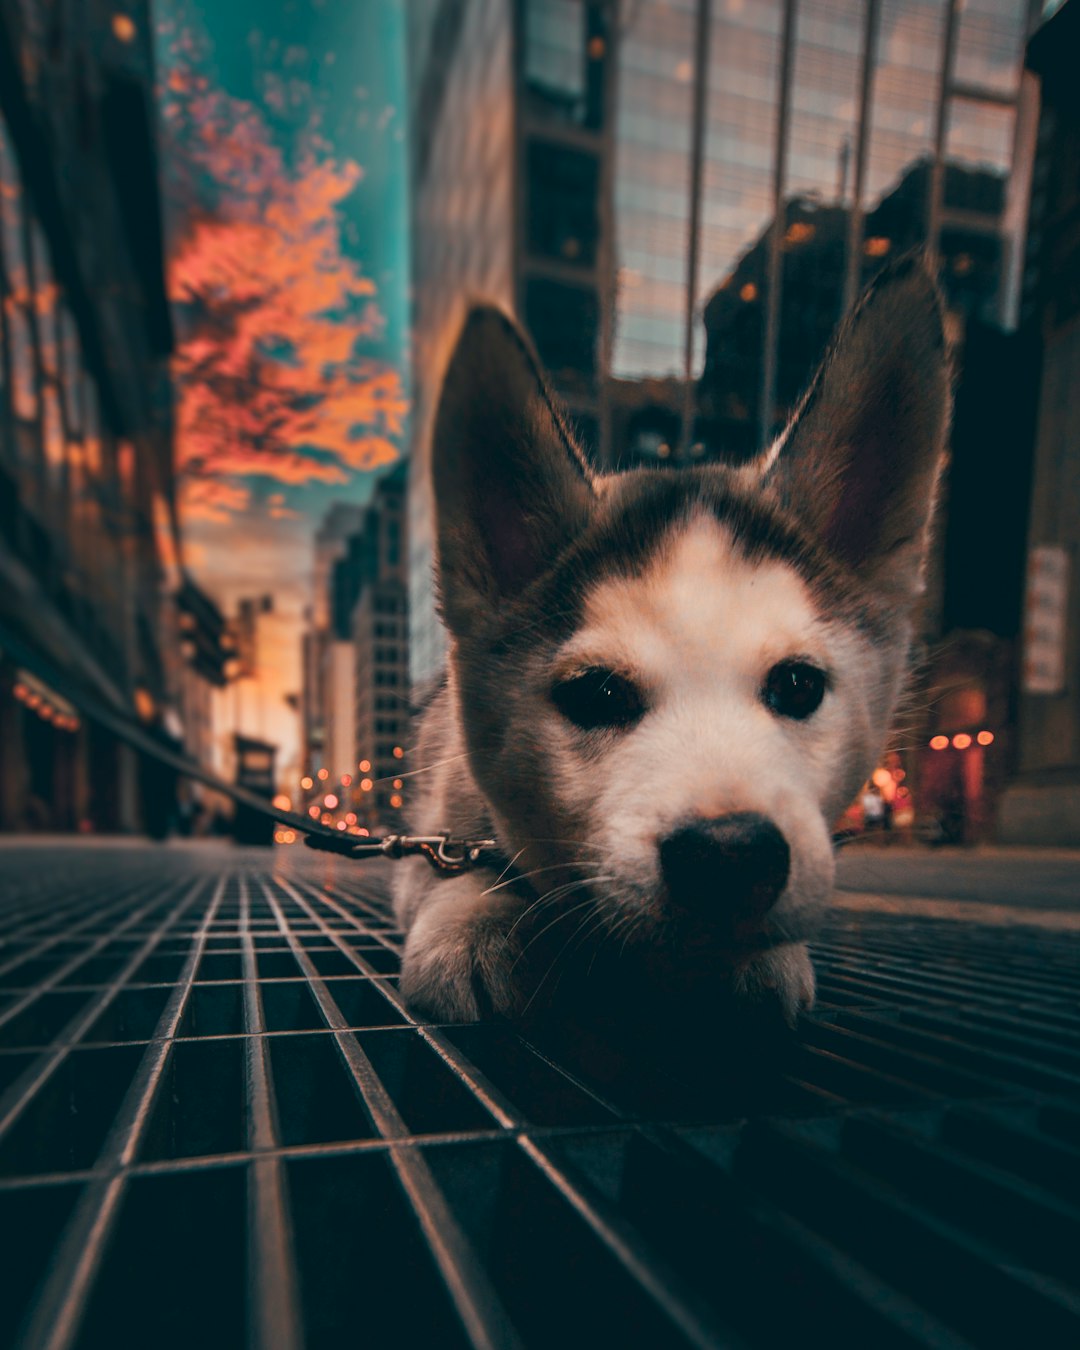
<box><xmin>739</xmin><ymin>1117</ymin><xmax>1080</xmax><ymax>1344</ymax></box>
<box><xmin>0</xmin><ymin>875</ymin><xmax>196</xmax><ymax>1145</ymax></box>
<box><xmin>260</xmin><ymin>875</ymin><xmax>525</xmax><ymax>1350</ymax></box>
<box><xmin>14</xmin><ymin>876</ymin><xmax>225</xmax><ymax>1350</ymax></box>
<box><xmin>519</xmin><ymin>1135</ymin><xmax>725</xmax><ymax>1349</ymax></box>
<box><xmin>0</xmin><ymin>881</ymin><xmax>181</xmax><ymax>1034</ymax></box>
<box><xmin>282</xmin><ymin>872</ymin><xmax>525</xmax><ymax>1130</ymax></box>
<box><xmin>0</xmin><ymin>877</ymin><xmax>154</xmax><ymax>981</ymax></box>
<box><xmin>3</xmin><ymin>847</ymin><xmax>1079</xmax><ymax>1349</ymax></box>
<box><xmin>240</xmin><ymin>876</ymin><xmax>306</xmax><ymax>1350</ymax></box>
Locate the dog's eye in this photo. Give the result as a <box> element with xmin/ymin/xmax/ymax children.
<box><xmin>762</xmin><ymin>661</ymin><xmax>827</xmax><ymax>721</ymax></box>
<box><xmin>552</xmin><ymin>668</ymin><xmax>645</xmax><ymax>731</ymax></box>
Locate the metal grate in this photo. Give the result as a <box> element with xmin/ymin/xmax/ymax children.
<box><xmin>1</xmin><ymin>844</ymin><xmax>1078</xmax><ymax>1350</ymax></box>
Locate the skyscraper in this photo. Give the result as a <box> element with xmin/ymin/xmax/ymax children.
<box><xmin>406</xmin><ymin>0</ymin><xmax>1036</xmax><ymax>690</ymax></box>
<box><xmin>999</xmin><ymin>0</ymin><xmax>1080</xmax><ymax>844</ymax></box>
<box><xmin>405</xmin><ymin>1</ymin><xmax>616</xmax><ymax>686</ymax></box>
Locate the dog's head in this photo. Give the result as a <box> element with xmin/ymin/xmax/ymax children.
<box><xmin>431</xmin><ymin>258</ymin><xmax>950</xmax><ymax>977</ymax></box>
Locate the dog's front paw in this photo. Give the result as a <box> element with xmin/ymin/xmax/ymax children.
<box><xmin>733</xmin><ymin>941</ymin><xmax>816</xmax><ymax>1028</ymax></box>
<box><xmin>400</xmin><ymin>896</ymin><xmax>525</xmax><ymax>1022</ymax></box>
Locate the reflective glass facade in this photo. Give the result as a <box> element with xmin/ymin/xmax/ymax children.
<box><xmin>406</xmin><ymin>0</ymin><xmax>1034</xmax><ymax>687</ymax></box>
<box><xmin>612</xmin><ymin>0</ymin><xmax>1032</xmax><ymax>403</ymax></box>
<box><xmin>406</xmin><ymin>0</ymin><xmax>517</xmax><ymax>687</ymax></box>
<box><xmin>0</xmin><ymin>0</ymin><xmax>177</xmax><ymax>831</ymax></box>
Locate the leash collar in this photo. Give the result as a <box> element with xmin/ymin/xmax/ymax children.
<box><xmin>304</xmin><ymin>830</ymin><xmax>501</xmax><ymax>876</ymax></box>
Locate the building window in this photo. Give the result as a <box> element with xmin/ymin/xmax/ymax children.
<box><xmin>525</xmin><ymin>0</ymin><xmax>586</xmax><ymax>119</ymax></box>
<box><xmin>526</xmin><ymin>140</ymin><xmax>599</xmax><ymax>267</ymax></box>
<box><xmin>524</xmin><ymin>277</ymin><xmax>598</xmax><ymax>384</ymax></box>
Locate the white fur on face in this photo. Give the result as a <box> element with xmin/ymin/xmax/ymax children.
<box><xmin>553</xmin><ymin>514</ymin><xmax>878</xmax><ymax>944</ymax></box>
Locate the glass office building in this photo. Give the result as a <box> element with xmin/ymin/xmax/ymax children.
<box><xmin>406</xmin><ymin>0</ymin><xmax>1035</xmax><ymax>688</ymax></box>
<box><xmin>616</xmin><ymin>0</ymin><xmax>1032</xmax><ymax>419</ymax></box>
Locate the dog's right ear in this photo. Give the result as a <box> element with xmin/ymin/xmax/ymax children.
<box><xmin>432</xmin><ymin>305</ymin><xmax>596</xmax><ymax>637</ymax></box>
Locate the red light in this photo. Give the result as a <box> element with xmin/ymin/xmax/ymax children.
<box><xmin>929</xmin><ymin>735</ymin><xmax>948</xmax><ymax>751</ymax></box>
<box><xmin>952</xmin><ymin>733</ymin><xmax>972</xmax><ymax>750</ymax></box>
<box><xmin>324</xmin><ymin>794</ymin><xmax>339</xmax><ymax>809</ymax></box>
<box><xmin>977</xmin><ymin>730</ymin><xmax>994</xmax><ymax>746</ymax></box>
<box><xmin>336</xmin><ymin>820</ymin><xmax>347</xmax><ymax>831</ymax></box>
<box><xmin>341</xmin><ymin>774</ymin><xmax>352</xmax><ymax>787</ymax></box>
<box><xmin>317</xmin><ymin>768</ymin><xmax>329</xmax><ymax>781</ymax></box>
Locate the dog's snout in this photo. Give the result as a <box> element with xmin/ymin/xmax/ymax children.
<box><xmin>659</xmin><ymin>812</ymin><xmax>790</xmax><ymax>923</ymax></box>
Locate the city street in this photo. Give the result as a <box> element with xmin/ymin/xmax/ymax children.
<box><xmin>2</xmin><ymin>0</ymin><xmax>1079</xmax><ymax>1344</ymax></box>
<box><xmin>1</xmin><ymin>838</ymin><xmax>1078</xmax><ymax>1349</ymax></box>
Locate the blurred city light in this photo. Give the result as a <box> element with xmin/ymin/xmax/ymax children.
<box><xmin>111</xmin><ymin>13</ymin><xmax>137</xmax><ymax>43</ymax></box>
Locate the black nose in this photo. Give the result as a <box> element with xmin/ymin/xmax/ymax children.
<box><xmin>659</xmin><ymin>813</ymin><xmax>790</xmax><ymax>924</ymax></box>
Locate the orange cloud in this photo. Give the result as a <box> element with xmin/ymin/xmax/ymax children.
<box><xmin>161</xmin><ymin>18</ymin><xmax>408</xmax><ymax>523</ymax></box>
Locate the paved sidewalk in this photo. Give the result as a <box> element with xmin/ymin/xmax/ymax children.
<box><xmin>836</xmin><ymin>842</ymin><xmax>1080</xmax><ymax>910</ymax></box>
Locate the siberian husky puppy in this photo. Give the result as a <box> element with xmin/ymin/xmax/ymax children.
<box><xmin>394</xmin><ymin>257</ymin><xmax>951</xmax><ymax>1027</ymax></box>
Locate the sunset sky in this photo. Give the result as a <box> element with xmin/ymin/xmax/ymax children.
<box><xmin>156</xmin><ymin>0</ymin><xmax>410</xmax><ymax>771</ymax></box>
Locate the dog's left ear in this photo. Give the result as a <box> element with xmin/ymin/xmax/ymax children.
<box><xmin>431</xmin><ymin>305</ymin><xmax>596</xmax><ymax>636</ymax></box>
<box><xmin>764</xmin><ymin>255</ymin><xmax>952</xmax><ymax>599</ymax></box>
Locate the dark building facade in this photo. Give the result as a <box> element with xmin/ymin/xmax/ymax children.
<box><xmin>351</xmin><ymin>461</ymin><xmax>410</xmax><ymax>822</ymax></box>
<box><xmin>0</xmin><ymin>0</ymin><xmax>179</xmax><ymax>833</ymax></box>
<box><xmin>303</xmin><ymin>463</ymin><xmax>410</xmax><ymax>827</ymax></box>
<box><xmin>406</xmin><ymin>0</ymin><xmax>618</xmax><ymax>687</ymax></box>
<box><xmin>699</xmin><ymin>159</ymin><xmax>1012</xmax><ymax>461</ymax></box>
<box><xmin>697</xmin><ymin>148</ymin><xmax>1040</xmax><ymax>841</ymax></box>
<box><xmin>999</xmin><ymin>0</ymin><xmax>1080</xmax><ymax>844</ymax></box>
<box><xmin>301</xmin><ymin>503</ymin><xmax>366</xmax><ymax>776</ymax></box>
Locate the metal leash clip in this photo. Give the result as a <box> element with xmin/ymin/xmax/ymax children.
<box><xmin>304</xmin><ymin>830</ymin><xmax>497</xmax><ymax>875</ymax></box>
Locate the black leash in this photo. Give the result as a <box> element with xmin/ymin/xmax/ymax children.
<box><xmin>0</xmin><ymin>618</ymin><xmax>496</xmax><ymax>875</ymax></box>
